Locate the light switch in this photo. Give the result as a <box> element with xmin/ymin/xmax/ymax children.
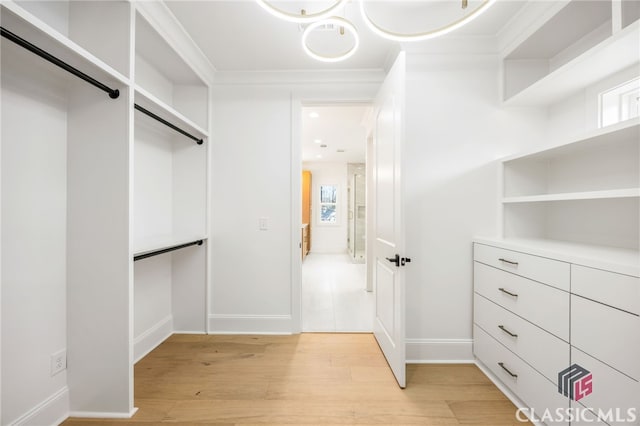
<box><xmin>259</xmin><ymin>217</ymin><xmax>269</xmax><ymax>230</ymax></box>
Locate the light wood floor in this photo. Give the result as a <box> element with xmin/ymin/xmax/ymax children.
<box><xmin>63</xmin><ymin>333</ymin><xmax>530</xmax><ymax>425</ymax></box>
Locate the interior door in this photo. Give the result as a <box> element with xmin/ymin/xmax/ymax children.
<box><xmin>372</xmin><ymin>52</ymin><xmax>407</xmax><ymax>388</ymax></box>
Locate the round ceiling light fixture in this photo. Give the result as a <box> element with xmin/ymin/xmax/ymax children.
<box><xmin>359</xmin><ymin>0</ymin><xmax>497</xmax><ymax>42</ymax></box>
<box><xmin>256</xmin><ymin>0</ymin><xmax>348</xmax><ymax>24</ymax></box>
<box><xmin>302</xmin><ymin>17</ymin><xmax>359</xmax><ymax>63</ymax></box>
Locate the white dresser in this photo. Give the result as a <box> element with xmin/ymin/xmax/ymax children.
<box><xmin>473</xmin><ymin>239</ymin><xmax>639</xmax><ymax>426</ymax></box>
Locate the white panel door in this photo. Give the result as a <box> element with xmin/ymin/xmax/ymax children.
<box><xmin>372</xmin><ymin>52</ymin><xmax>407</xmax><ymax>388</ymax></box>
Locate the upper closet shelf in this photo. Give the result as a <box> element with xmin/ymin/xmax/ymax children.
<box><xmin>504</xmin><ymin>20</ymin><xmax>640</xmax><ymax>106</ymax></box>
<box><xmin>134</xmin><ymin>86</ymin><xmax>209</xmax><ymax>140</ymax></box>
<box><xmin>1</xmin><ymin>1</ymin><xmax>129</xmax><ymax>87</ymax></box>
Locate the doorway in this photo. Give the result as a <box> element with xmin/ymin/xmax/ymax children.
<box><xmin>299</xmin><ymin>104</ymin><xmax>373</xmax><ymax>332</ymax></box>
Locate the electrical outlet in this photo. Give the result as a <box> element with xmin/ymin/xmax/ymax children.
<box><xmin>50</xmin><ymin>349</ymin><xmax>66</xmax><ymax>376</ymax></box>
<box><xmin>259</xmin><ymin>217</ymin><xmax>269</xmax><ymax>230</ymax></box>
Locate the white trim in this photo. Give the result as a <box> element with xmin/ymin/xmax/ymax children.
<box><xmin>133</xmin><ymin>315</ymin><xmax>173</xmax><ymax>363</ymax></box>
<box><xmin>9</xmin><ymin>387</ymin><xmax>69</xmax><ymax>426</ymax></box>
<box><xmin>475</xmin><ymin>359</ymin><xmax>544</xmax><ymax>426</ymax></box>
<box><xmin>208</xmin><ymin>314</ymin><xmax>293</xmax><ymax>334</ymax></box>
<box><xmin>406</xmin><ymin>338</ymin><xmax>474</xmax><ymax>363</ymax></box>
<box><xmin>213</xmin><ymin>69</ymin><xmax>385</xmax><ymax>86</ymax></box>
<box><xmin>68</xmin><ymin>407</ymin><xmax>138</xmax><ymax>420</ymax></box>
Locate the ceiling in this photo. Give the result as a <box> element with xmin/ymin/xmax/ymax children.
<box><xmin>165</xmin><ymin>0</ymin><xmax>527</xmax><ymax>72</ymax></box>
<box><xmin>301</xmin><ymin>104</ymin><xmax>370</xmax><ymax>163</ymax></box>
<box><xmin>164</xmin><ymin>1</ymin><xmax>527</xmax><ymax>164</ymax></box>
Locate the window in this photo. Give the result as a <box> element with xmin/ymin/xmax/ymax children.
<box><xmin>319</xmin><ymin>185</ymin><xmax>338</xmax><ymax>224</ymax></box>
<box><xmin>599</xmin><ymin>77</ymin><xmax>640</xmax><ymax>127</ymax></box>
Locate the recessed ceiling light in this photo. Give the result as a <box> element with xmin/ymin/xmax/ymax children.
<box><xmin>320</xmin><ymin>144</ymin><xmax>328</xmax><ymax>148</ymax></box>
<box><xmin>316</xmin><ymin>154</ymin><xmax>323</xmax><ymax>159</ymax></box>
<box><xmin>314</xmin><ymin>139</ymin><xmax>322</xmax><ymax>144</ymax></box>
<box><xmin>309</xmin><ymin>112</ymin><xmax>319</xmax><ymax>118</ymax></box>
<box><xmin>337</xmin><ymin>149</ymin><xmax>345</xmax><ymax>153</ymax></box>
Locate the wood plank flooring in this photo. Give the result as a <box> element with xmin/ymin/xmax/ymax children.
<box><xmin>63</xmin><ymin>333</ymin><xmax>531</xmax><ymax>425</ymax></box>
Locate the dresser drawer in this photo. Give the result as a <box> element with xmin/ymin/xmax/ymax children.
<box><xmin>474</xmin><ymin>262</ymin><xmax>569</xmax><ymax>340</ymax></box>
<box><xmin>474</xmin><ymin>325</ymin><xmax>570</xmax><ymax>426</ymax></box>
<box><xmin>572</xmin><ymin>264</ymin><xmax>639</xmax><ymax>315</ymax></box>
<box><xmin>571</xmin><ymin>348</ymin><xmax>640</xmax><ymax>426</ymax></box>
<box><xmin>474</xmin><ymin>293</ymin><xmax>569</xmax><ymax>383</ymax></box>
<box><xmin>474</xmin><ymin>243</ymin><xmax>570</xmax><ymax>291</ymax></box>
<box><xmin>571</xmin><ymin>295</ymin><xmax>640</xmax><ymax>380</ymax></box>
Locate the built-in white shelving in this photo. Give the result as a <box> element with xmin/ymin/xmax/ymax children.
<box><xmin>502</xmin><ymin>0</ymin><xmax>640</xmax><ymax>105</ymax></box>
<box><xmin>501</xmin><ymin>119</ymin><xmax>640</xmax><ymax>254</ymax></box>
<box><xmin>1</xmin><ymin>1</ymin><xmax>211</xmax><ymax>423</ymax></box>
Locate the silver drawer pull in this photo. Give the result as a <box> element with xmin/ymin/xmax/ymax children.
<box><xmin>498</xmin><ymin>362</ymin><xmax>518</xmax><ymax>378</ymax></box>
<box><xmin>498</xmin><ymin>287</ymin><xmax>518</xmax><ymax>298</ymax></box>
<box><xmin>498</xmin><ymin>258</ymin><xmax>519</xmax><ymax>266</ymax></box>
<box><xmin>498</xmin><ymin>325</ymin><xmax>518</xmax><ymax>338</ymax></box>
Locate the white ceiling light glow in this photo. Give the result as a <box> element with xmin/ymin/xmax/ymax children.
<box><xmin>255</xmin><ymin>0</ymin><xmax>348</xmax><ymax>24</ymax></box>
<box><xmin>302</xmin><ymin>17</ymin><xmax>360</xmax><ymax>63</ymax></box>
<box><xmin>358</xmin><ymin>0</ymin><xmax>497</xmax><ymax>42</ymax></box>
<box><xmin>255</xmin><ymin>0</ymin><xmax>498</xmax><ymax>63</ymax></box>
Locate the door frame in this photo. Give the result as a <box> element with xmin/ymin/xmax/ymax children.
<box><xmin>290</xmin><ymin>97</ymin><xmax>375</xmax><ymax>333</ymax></box>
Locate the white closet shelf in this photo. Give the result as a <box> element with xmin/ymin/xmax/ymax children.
<box><xmin>504</xmin><ymin>20</ymin><xmax>640</xmax><ymax>106</ymax></box>
<box><xmin>474</xmin><ymin>237</ymin><xmax>640</xmax><ymax>277</ymax></box>
<box><xmin>503</xmin><ymin>118</ymin><xmax>640</xmax><ymax>162</ymax></box>
<box><xmin>134</xmin><ymin>86</ymin><xmax>209</xmax><ymax>139</ymax></box>
<box><xmin>133</xmin><ymin>235</ymin><xmax>208</xmax><ymax>258</ymax></box>
<box><xmin>1</xmin><ymin>1</ymin><xmax>130</xmax><ymax>87</ymax></box>
<box><xmin>503</xmin><ymin>188</ymin><xmax>640</xmax><ymax>203</ymax></box>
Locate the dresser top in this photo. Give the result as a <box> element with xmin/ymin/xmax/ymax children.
<box><xmin>473</xmin><ymin>237</ymin><xmax>640</xmax><ymax>278</ymax></box>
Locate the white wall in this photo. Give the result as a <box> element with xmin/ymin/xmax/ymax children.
<box><xmin>403</xmin><ymin>53</ymin><xmax>548</xmax><ymax>362</ymax></box>
<box><xmin>209</xmin><ymin>73</ymin><xmax>381</xmax><ymax>333</ymax></box>
<box><xmin>210</xmin><ymin>86</ymin><xmax>295</xmax><ymax>333</ymax></box>
<box><xmin>1</xmin><ymin>46</ymin><xmax>70</xmax><ymax>425</ymax></box>
<box><xmin>302</xmin><ymin>162</ymin><xmax>349</xmax><ymax>254</ymax></box>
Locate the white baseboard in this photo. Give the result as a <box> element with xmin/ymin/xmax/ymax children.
<box><xmin>208</xmin><ymin>314</ymin><xmax>293</xmax><ymax>334</ymax></box>
<box><xmin>406</xmin><ymin>338</ymin><xmax>474</xmax><ymax>363</ymax></box>
<box><xmin>133</xmin><ymin>315</ymin><xmax>173</xmax><ymax>363</ymax></box>
<box><xmin>68</xmin><ymin>407</ymin><xmax>138</xmax><ymax>419</ymax></box>
<box><xmin>9</xmin><ymin>386</ymin><xmax>69</xmax><ymax>426</ymax></box>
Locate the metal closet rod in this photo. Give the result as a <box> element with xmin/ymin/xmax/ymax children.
<box><xmin>134</xmin><ymin>240</ymin><xmax>204</xmax><ymax>262</ymax></box>
<box><xmin>1</xmin><ymin>26</ymin><xmax>120</xmax><ymax>99</ymax></box>
<box><xmin>134</xmin><ymin>104</ymin><xmax>204</xmax><ymax>145</ymax></box>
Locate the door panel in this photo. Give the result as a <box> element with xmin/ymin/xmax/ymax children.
<box><xmin>372</xmin><ymin>52</ymin><xmax>406</xmax><ymax>388</ymax></box>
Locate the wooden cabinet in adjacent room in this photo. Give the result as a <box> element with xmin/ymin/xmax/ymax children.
<box><xmin>301</xmin><ymin>170</ymin><xmax>312</xmax><ymax>259</ymax></box>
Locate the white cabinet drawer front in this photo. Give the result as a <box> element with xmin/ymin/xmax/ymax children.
<box><xmin>571</xmin><ymin>348</ymin><xmax>639</xmax><ymax>426</ymax></box>
<box><xmin>474</xmin><ymin>243</ymin><xmax>570</xmax><ymax>291</ymax></box>
<box><xmin>571</xmin><ymin>295</ymin><xmax>640</xmax><ymax>380</ymax></box>
<box><xmin>572</xmin><ymin>264</ymin><xmax>639</xmax><ymax>315</ymax></box>
<box><xmin>474</xmin><ymin>294</ymin><xmax>569</xmax><ymax>383</ymax></box>
<box><xmin>474</xmin><ymin>262</ymin><xmax>570</xmax><ymax>340</ymax></box>
<box><xmin>474</xmin><ymin>325</ymin><xmax>570</xmax><ymax>426</ymax></box>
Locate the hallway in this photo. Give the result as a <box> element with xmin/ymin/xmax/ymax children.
<box><xmin>302</xmin><ymin>253</ymin><xmax>373</xmax><ymax>332</ymax></box>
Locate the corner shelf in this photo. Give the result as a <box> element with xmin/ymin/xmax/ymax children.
<box><xmin>502</xmin><ymin>1</ymin><xmax>640</xmax><ymax>106</ymax></box>
<box><xmin>503</xmin><ymin>188</ymin><xmax>640</xmax><ymax>204</ymax></box>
